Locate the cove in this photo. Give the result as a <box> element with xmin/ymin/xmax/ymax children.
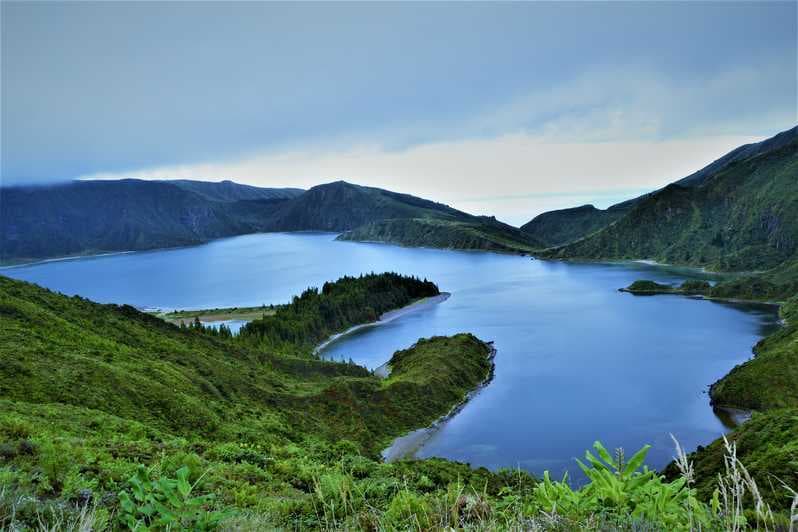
<box><xmin>3</xmin><ymin>232</ymin><xmax>779</xmax><ymax>478</ymax></box>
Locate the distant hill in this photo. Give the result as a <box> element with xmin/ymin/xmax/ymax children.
<box><xmin>520</xmin><ymin>203</ymin><xmax>632</xmax><ymax>248</ymax></box>
<box><xmin>166</xmin><ymin>179</ymin><xmax>304</xmax><ymax>202</ymax></box>
<box><xmin>274</xmin><ymin>181</ymin><xmax>541</xmax><ymax>252</ymax></box>
<box><xmin>523</xmin><ymin>126</ymin><xmax>798</xmax><ymax>255</ymax></box>
<box><xmin>0</xmin><ymin>179</ymin><xmax>299</xmax><ymax>263</ymax></box>
<box><xmin>339</xmin><ymin>216</ymin><xmax>543</xmax><ymax>252</ymax></box>
<box><xmin>0</xmin><ymin>179</ymin><xmax>539</xmax><ymax>263</ymax></box>
<box><xmin>266</xmin><ymin>180</ymin><xmax>466</xmax><ymax>232</ymax></box>
<box><xmin>533</xmin><ymin>126</ymin><xmax>798</xmax><ymax>272</ymax></box>
<box><xmin>675</xmin><ymin>126</ymin><xmax>797</xmax><ymax>187</ymax></box>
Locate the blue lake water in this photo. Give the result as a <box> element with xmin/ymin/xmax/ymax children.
<box><xmin>3</xmin><ymin>232</ymin><xmax>779</xmax><ymax>478</ymax></box>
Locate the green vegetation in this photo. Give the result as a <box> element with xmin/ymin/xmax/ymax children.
<box><xmin>621</xmin><ymin>279</ymin><xmax>678</xmax><ymax>293</ymax></box>
<box><xmin>541</xmin><ymin>132</ymin><xmax>798</xmax><ymax>273</ymax></box>
<box><xmin>0</xmin><ymin>274</ymin><xmax>512</xmax><ymax>529</ymax></box>
<box><xmin>663</xmin><ymin>408</ymin><xmax>798</xmax><ymax>512</ymax></box>
<box><xmin>709</xmin><ymin>296</ymin><xmax>798</xmax><ymax>411</ymax></box>
<box><xmin>337</xmin><ymin>217</ymin><xmax>542</xmax><ymax>253</ymax></box>
<box><xmin>4</xmin><ymin>130</ymin><xmax>798</xmax><ymax>528</ymax></box>
<box><xmin>2</xmin><ymin>274</ymin><xmax>796</xmax><ymax>528</ymax></box>
<box><xmin>621</xmin><ymin>279</ymin><xmax>713</xmax><ymax>296</ymax></box>
<box><xmin>239</xmin><ymin>272</ymin><xmax>440</xmax><ymax>351</ymax></box>
<box><xmin>521</xmin><ymin>203</ymin><xmax>632</xmax><ymax>247</ymax></box>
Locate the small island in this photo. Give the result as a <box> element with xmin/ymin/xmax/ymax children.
<box><xmin>619</xmin><ymin>279</ymin><xmax>711</xmax><ymax>295</ymax></box>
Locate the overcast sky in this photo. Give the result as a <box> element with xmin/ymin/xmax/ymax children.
<box><xmin>2</xmin><ymin>2</ymin><xmax>796</xmax><ymax>223</ymax></box>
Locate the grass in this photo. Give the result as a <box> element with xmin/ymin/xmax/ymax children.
<box><xmin>2</xmin><ymin>270</ymin><xmax>797</xmax><ymax>529</ymax></box>
<box><xmin>709</xmin><ymin>296</ymin><xmax>798</xmax><ymax>411</ymax></box>
<box><xmin>151</xmin><ymin>305</ymin><xmax>277</xmax><ymax>326</ymax></box>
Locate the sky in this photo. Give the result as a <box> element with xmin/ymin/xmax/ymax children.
<box><xmin>2</xmin><ymin>2</ymin><xmax>796</xmax><ymax>224</ymax></box>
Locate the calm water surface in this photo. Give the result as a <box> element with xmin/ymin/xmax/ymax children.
<box><xmin>4</xmin><ymin>233</ymin><xmax>779</xmax><ymax>478</ymax></box>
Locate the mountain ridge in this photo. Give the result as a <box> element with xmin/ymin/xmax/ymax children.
<box><xmin>0</xmin><ymin>179</ymin><xmax>538</xmax><ymax>263</ymax></box>
<box><xmin>530</xmin><ymin>126</ymin><xmax>798</xmax><ymax>275</ymax></box>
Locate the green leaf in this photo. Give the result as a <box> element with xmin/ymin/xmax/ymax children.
<box><xmin>176</xmin><ymin>467</ymin><xmax>192</xmax><ymax>498</ymax></box>
<box><xmin>593</xmin><ymin>441</ymin><xmax>615</xmax><ymax>469</ymax></box>
<box><xmin>622</xmin><ymin>444</ymin><xmax>651</xmax><ymax>476</ymax></box>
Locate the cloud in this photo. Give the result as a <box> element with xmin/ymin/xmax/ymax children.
<box><xmin>78</xmin><ymin>58</ymin><xmax>792</xmax><ymax>224</ymax></box>
<box><xmin>2</xmin><ymin>2</ymin><xmax>795</xmax><ymax>184</ymax></box>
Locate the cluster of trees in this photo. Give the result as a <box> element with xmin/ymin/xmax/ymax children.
<box><xmin>239</xmin><ymin>272</ymin><xmax>439</xmax><ymax>349</ymax></box>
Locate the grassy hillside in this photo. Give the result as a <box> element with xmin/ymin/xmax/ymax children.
<box><xmin>337</xmin><ymin>217</ymin><xmax>542</xmax><ymax>253</ymax></box>
<box><xmin>273</xmin><ymin>181</ymin><xmax>544</xmax><ymax>253</ymax></box>
<box><xmin>709</xmin><ymin>296</ymin><xmax>798</xmax><ymax>411</ymax></box>
<box><xmin>541</xmin><ymin>133</ymin><xmax>798</xmax><ymax>272</ymax></box>
<box><xmin>675</xmin><ymin>126</ymin><xmax>797</xmax><ymax>187</ymax></box>
<box><xmin>3</xmin><ymin>274</ymin><xmax>796</xmax><ymax>528</ymax></box>
<box><xmin>267</xmin><ymin>180</ymin><xmax>467</xmax><ymax>232</ymax></box>
<box><xmin>520</xmin><ymin>203</ymin><xmax>631</xmax><ymax>247</ymax></box>
<box><xmin>662</xmin><ymin>408</ymin><xmax>798</xmax><ymax>510</ymax></box>
<box><xmin>0</xmin><ymin>274</ymin><xmax>516</xmax><ymax>529</ymax></box>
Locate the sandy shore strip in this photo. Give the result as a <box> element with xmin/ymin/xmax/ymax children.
<box><xmin>312</xmin><ymin>292</ymin><xmax>451</xmax><ymax>356</ymax></box>
<box><xmin>382</xmin><ymin>342</ymin><xmax>497</xmax><ymax>462</ymax></box>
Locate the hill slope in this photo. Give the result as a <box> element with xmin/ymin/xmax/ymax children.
<box><xmin>338</xmin><ymin>216</ymin><xmax>543</xmax><ymax>252</ymax></box>
<box><xmin>166</xmin><ymin>179</ymin><xmax>304</xmax><ymax>202</ymax></box>
<box><xmin>0</xmin><ymin>179</ymin><xmax>299</xmax><ymax>263</ymax></box>
<box><xmin>520</xmin><ymin>203</ymin><xmax>632</xmax><ymax>248</ymax></box>
<box><xmin>267</xmin><ymin>180</ymin><xmax>467</xmax><ymax>232</ymax></box>
<box><xmin>524</xmin><ymin>126</ymin><xmax>798</xmax><ymax>254</ymax></box>
<box><xmin>540</xmin><ymin>128</ymin><xmax>798</xmax><ymax>272</ymax></box>
<box><xmin>0</xmin><ymin>273</ymin><xmax>517</xmax><ymax>529</ymax></box>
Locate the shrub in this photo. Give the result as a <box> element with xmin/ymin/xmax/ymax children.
<box><xmin>117</xmin><ymin>465</ymin><xmax>228</xmax><ymax>530</ymax></box>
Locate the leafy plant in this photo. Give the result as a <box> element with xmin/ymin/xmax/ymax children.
<box><xmin>533</xmin><ymin>441</ymin><xmax>711</xmax><ymax>528</ymax></box>
<box><xmin>117</xmin><ymin>466</ymin><xmax>227</xmax><ymax>531</ymax></box>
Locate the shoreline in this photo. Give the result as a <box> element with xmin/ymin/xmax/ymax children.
<box><xmin>335</xmin><ymin>236</ymin><xmax>532</xmax><ymax>257</ymax></box>
<box><xmin>381</xmin><ymin>342</ymin><xmax>497</xmax><ymax>462</ymax></box>
<box><xmin>620</xmin><ymin>284</ymin><xmax>788</xmax><ymax>432</ymax></box>
<box><xmin>313</xmin><ymin>292</ymin><xmax>452</xmax><ymax>356</ymax></box>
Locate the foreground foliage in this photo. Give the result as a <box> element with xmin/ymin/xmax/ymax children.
<box><xmin>2</xmin><ymin>272</ymin><xmax>796</xmax><ymax>529</ymax></box>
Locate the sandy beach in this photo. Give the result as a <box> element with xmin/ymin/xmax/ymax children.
<box><xmin>313</xmin><ymin>292</ymin><xmax>451</xmax><ymax>356</ymax></box>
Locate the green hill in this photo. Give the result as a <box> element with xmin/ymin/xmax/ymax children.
<box><xmin>0</xmin><ymin>273</ymin><xmax>518</xmax><ymax>529</ymax></box>
<box><xmin>525</xmin><ymin>126</ymin><xmax>798</xmax><ymax>262</ymax></box>
<box><xmin>520</xmin><ymin>203</ymin><xmax>632</xmax><ymax>247</ymax></box>
<box><xmin>267</xmin><ymin>180</ymin><xmax>467</xmax><ymax>232</ymax></box>
<box><xmin>4</xmin><ymin>273</ymin><xmax>796</xmax><ymax>528</ymax></box>
<box><xmin>540</xmin><ymin>128</ymin><xmax>798</xmax><ymax>273</ymax></box>
<box><xmin>337</xmin><ymin>216</ymin><xmax>542</xmax><ymax>253</ymax></box>
<box><xmin>166</xmin><ymin>179</ymin><xmax>304</xmax><ymax>202</ymax></box>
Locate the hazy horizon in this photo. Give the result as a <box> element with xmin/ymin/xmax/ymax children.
<box><xmin>2</xmin><ymin>2</ymin><xmax>796</xmax><ymax>223</ymax></box>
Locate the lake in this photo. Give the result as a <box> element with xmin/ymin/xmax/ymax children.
<box><xmin>3</xmin><ymin>232</ymin><xmax>779</xmax><ymax>478</ymax></box>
